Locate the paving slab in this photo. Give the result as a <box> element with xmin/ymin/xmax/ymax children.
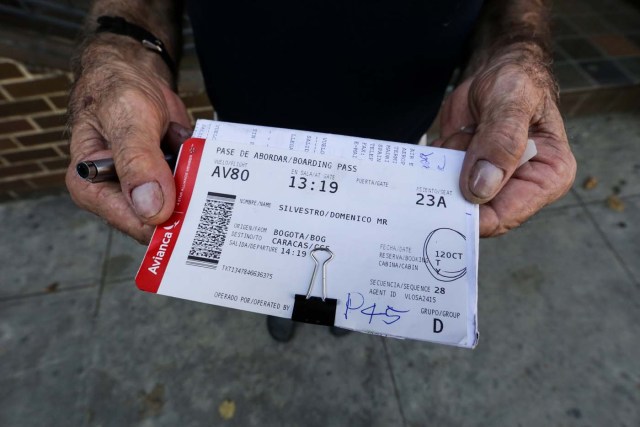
<box><xmin>0</xmin><ymin>287</ymin><xmax>97</xmax><ymax>427</ymax></box>
<box><xmin>385</xmin><ymin>206</ymin><xmax>640</xmax><ymax>427</ymax></box>
<box><xmin>103</xmin><ymin>230</ymin><xmax>147</xmax><ymax>284</ymax></box>
<box><xmin>543</xmin><ymin>189</ymin><xmax>580</xmax><ymax>209</ymax></box>
<box><xmin>584</xmin><ymin>194</ymin><xmax>640</xmax><ymax>283</ymax></box>
<box><xmin>566</xmin><ymin>112</ymin><xmax>640</xmax><ymax>202</ymax></box>
<box><xmin>85</xmin><ymin>280</ymin><xmax>402</xmax><ymax>427</ymax></box>
<box><xmin>0</xmin><ymin>195</ymin><xmax>110</xmax><ymax>298</ymax></box>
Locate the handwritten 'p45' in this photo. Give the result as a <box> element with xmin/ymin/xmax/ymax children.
<box><xmin>344</xmin><ymin>292</ymin><xmax>410</xmax><ymax>325</ymax></box>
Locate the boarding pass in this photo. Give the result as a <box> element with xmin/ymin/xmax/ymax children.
<box><xmin>136</xmin><ymin>121</ymin><xmax>481</xmax><ymax>348</ymax></box>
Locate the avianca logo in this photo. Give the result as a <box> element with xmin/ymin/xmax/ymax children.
<box><xmin>147</xmin><ymin>227</ymin><xmax>178</xmax><ymax>275</ymax></box>
<box><xmin>163</xmin><ymin>220</ymin><xmax>181</xmax><ymax>231</ymax></box>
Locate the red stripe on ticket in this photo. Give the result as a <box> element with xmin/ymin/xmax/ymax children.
<box><xmin>136</xmin><ymin>137</ymin><xmax>205</xmax><ymax>293</ymax></box>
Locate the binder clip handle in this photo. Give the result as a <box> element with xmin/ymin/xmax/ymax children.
<box><xmin>306</xmin><ymin>247</ymin><xmax>334</xmax><ymax>301</ymax></box>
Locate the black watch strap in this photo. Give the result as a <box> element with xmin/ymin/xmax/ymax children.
<box><xmin>96</xmin><ymin>16</ymin><xmax>177</xmax><ymax>79</ymax></box>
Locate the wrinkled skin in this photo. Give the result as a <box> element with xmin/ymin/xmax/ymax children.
<box><xmin>433</xmin><ymin>51</ymin><xmax>577</xmax><ymax>237</ymax></box>
<box><xmin>66</xmin><ymin>62</ymin><xmax>191</xmax><ymax>243</ymax></box>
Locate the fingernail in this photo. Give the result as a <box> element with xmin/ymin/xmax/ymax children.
<box><xmin>459</xmin><ymin>124</ymin><xmax>477</xmax><ymax>135</ymax></box>
<box><xmin>177</xmin><ymin>125</ymin><xmax>191</xmax><ymax>140</ymax></box>
<box><xmin>131</xmin><ymin>182</ymin><xmax>163</xmax><ymax>218</ymax></box>
<box><xmin>168</xmin><ymin>122</ymin><xmax>191</xmax><ymax>140</ymax></box>
<box><xmin>470</xmin><ymin>160</ymin><xmax>504</xmax><ymax>199</ymax></box>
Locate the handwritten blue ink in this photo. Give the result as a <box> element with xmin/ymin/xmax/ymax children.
<box><xmin>345</xmin><ymin>292</ymin><xmax>410</xmax><ymax>325</ymax></box>
<box><xmin>438</xmin><ymin>155</ymin><xmax>446</xmax><ymax>171</ymax></box>
<box><xmin>344</xmin><ymin>292</ymin><xmax>365</xmax><ymax>319</ymax></box>
<box><xmin>419</xmin><ymin>152</ymin><xmax>433</xmax><ymax>169</ymax></box>
<box><xmin>361</xmin><ymin>304</ymin><xmax>410</xmax><ymax>324</ymax></box>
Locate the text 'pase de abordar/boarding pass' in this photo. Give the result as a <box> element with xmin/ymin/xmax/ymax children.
<box><xmin>136</xmin><ymin>120</ymin><xmax>480</xmax><ymax>348</ymax></box>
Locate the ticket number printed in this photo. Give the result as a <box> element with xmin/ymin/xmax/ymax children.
<box><xmin>136</xmin><ymin>121</ymin><xmax>479</xmax><ymax>348</ymax></box>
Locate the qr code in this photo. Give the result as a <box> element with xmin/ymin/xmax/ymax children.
<box><xmin>187</xmin><ymin>192</ymin><xmax>236</xmax><ymax>269</ymax></box>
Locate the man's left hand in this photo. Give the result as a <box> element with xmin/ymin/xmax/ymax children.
<box><xmin>435</xmin><ymin>46</ymin><xmax>577</xmax><ymax>237</ymax></box>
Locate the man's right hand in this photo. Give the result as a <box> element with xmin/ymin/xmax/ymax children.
<box><xmin>66</xmin><ymin>43</ymin><xmax>191</xmax><ymax>244</ymax></box>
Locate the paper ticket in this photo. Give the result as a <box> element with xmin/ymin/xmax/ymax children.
<box><xmin>136</xmin><ymin>124</ymin><xmax>479</xmax><ymax>348</ymax></box>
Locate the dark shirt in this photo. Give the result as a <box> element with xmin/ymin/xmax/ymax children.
<box><xmin>187</xmin><ymin>1</ymin><xmax>483</xmax><ymax>143</ymax></box>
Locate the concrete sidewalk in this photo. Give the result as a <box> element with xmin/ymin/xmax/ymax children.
<box><xmin>1</xmin><ymin>113</ymin><xmax>639</xmax><ymax>427</ymax></box>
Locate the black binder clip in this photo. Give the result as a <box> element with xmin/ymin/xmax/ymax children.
<box><xmin>291</xmin><ymin>247</ymin><xmax>337</xmax><ymax>326</ymax></box>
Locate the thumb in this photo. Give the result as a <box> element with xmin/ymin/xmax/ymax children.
<box><xmin>102</xmin><ymin>93</ymin><xmax>176</xmax><ymax>225</ymax></box>
<box><xmin>460</xmin><ymin>110</ymin><xmax>529</xmax><ymax>204</ymax></box>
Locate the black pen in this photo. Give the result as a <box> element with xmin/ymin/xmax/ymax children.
<box><xmin>76</xmin><ymin>153</ymin><xmax>177</xmax><ymax>183</ymax></box>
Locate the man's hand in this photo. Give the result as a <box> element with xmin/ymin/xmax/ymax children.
<box><xmin>66</xmin><ymin>38</ymin><xmax>190</xmax><ymax>244</ymax></box>
<box><xmin>435</xmin><ymin>47</ymin><xmax>576</xmax><ymax>237</ymax></box>
<box><xmin>67</xmin><ymin>1</ymin><xmax>187</xmax><ymax>243</ymax></box>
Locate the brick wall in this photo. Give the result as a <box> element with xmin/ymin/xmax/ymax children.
<box><xmin>0</xmin><ymin>59</ymin><xmax>72</xmax><ymax>201</ymax></box>
<box><xmin>0</xmin><ymin>57</ymin><xmax>213</xmax><ymax>202</ymax></box>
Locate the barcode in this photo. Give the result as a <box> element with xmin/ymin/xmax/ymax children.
<box><xmin>187</xmin><ymin>192</ymin><xmax>236</xmax><ymax>269</ymax></box>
